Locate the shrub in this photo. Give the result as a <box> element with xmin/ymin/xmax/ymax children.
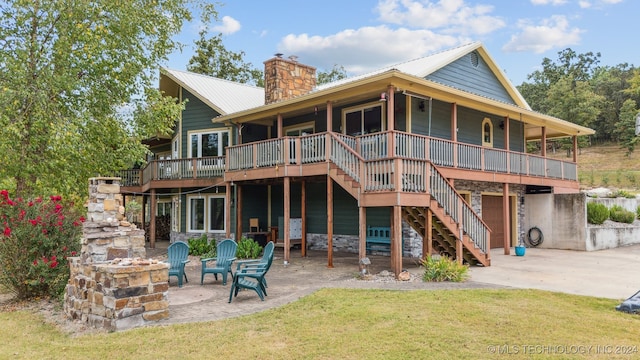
<box><xmin>0</xmin><ymin>191</ymin><xmax>83</xmax><ymax>300</ymax></box>
<box><xmin>236</xmin><ymin>237</ymin><xmax>262</xmax><ymax>259</ymax></box>
<box><xmin>587</xmin><ymin>202</ymin><xmax>609</xmax><ymax>225</ymax></box>
<box><xmin>421</xmin><ymin>255</ymin><xmax>469</xmax><ymax>282</ymax></box>
<box><xmin>609</xmin><ymin>205</ymin><xmax>636</xmax><ymax>224</ymax></box>
<box><xmin>637</xmin><ymin>206</ymin><xmax>640</xmax><ymax>220</ymax></box>
<box><xmin>188</xmin><ymin>234</ymin><xmax>214</xmax><ymax>257</ymax></box>
<box><xmin>610</xmin><ymin>190</ymin><xmax>636</xmax><ymax>199</ymax></box>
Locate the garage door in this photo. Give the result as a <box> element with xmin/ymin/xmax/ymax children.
<box><xmin>482</xmin><ymin>195</ymin><xmax>505</xmax><ymax>249</ymax></box>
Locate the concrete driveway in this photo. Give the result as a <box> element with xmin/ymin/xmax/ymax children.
<box><xmin>468</xmin><ymin>245</ymin><xmax>640</xmax><ymax>300</ymax></box>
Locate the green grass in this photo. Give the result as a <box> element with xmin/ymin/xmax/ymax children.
<box><xmin>2</xmin><ymin>288</ymin><xmax>639</xmax><ymax>359</ymax></box>
<box><xmin>570</xmin><ymin>143</ymin><xmax>640</xmax><ymax>191</ymax></box>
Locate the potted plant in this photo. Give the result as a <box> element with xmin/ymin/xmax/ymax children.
<box><xmin>515</xmin><ymin>239</ymin><xmax>526</xmax><ymax>256</ymax></box>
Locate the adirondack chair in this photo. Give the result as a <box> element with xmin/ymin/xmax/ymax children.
<box><xmin>167</xmin><ymin>241</ymin><xmax>190</xmax><ymax>288</ymax></box>
<box><xmin>234</xmin><ymin>241</ymin><xmax>274</xmax><ymax>289</ymax></box>
<box><xmin>228</xmin><ymin>242</ymin><xmax>274</xmax><ymax>303</ymax></box>
<box><xmin>201</xmin><ymin>239</ymin><xmax>237</xmax><ymax>285</ymax></box>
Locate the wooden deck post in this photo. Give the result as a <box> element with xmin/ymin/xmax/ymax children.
<box><xmin>149</xmin><ymin>189</ymin><xmax>156</xmax><ymax>249</ymax></box>
<box><xmin>391</xmin><ymin>206</ymin><xmax>402</xmax><ymax>277</ymax></box>
<box><xmin>225</xmin><ymin>182</ymin><xmax>232</xmax><ymax>238</ymax></box>
<box><xmin>503</xmin><ymin>183</ymin><xmax>511</xmax><ymax>255</ymax></box>
<box><xmin>235</xmin><ymin>185</ymin><xmax>242</xmax><ymax>242</ymax></box>
<box><xmin>327</xmin><ymin>176</ymin><xmax>334</xmax><ymax>268</ymax></box>
<box><xmin>424</xmin><ymin>208</ymin><xmax>432</xmax><ymax>260</ymax></box>
<box><xmin>284</xmin><ymin>176</ymin><xmax>290</xmax><ymax>264</ymax></box>
<box><xmin>326</xmin><ymin>101</ymin><xmax>333</xmax><ymax>132</ymax></box>
<box><xmin>359</xmin><ymin>206</ymin><xmax>366</xmax><ymax>271</ymax></box>
<box><xmin>301</xmin><ymin>180</ymin><xmax>307</xmax><ymax>257</ymax></box>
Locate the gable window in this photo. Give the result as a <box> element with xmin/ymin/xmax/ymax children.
<box><xmin>342</xmin><ymin>102</ymin><xmax>385</xmax><ymax>136</ymax></box>
<box><xmin>482</xmin><ymin>118</ymin><xmax>493</xmax><ymax>147</ymax></box>
<box><xmin>187</xmin><ymin>194</ymin><xmax>226</xmax><ymax>233</ymax></box>
<box><xmin>189</xmin><ymin>129</ymin><xmax>230</xmax><ymax>158</ymax></box>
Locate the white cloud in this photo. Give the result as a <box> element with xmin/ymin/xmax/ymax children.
<box><xmin>578</xmin><ymin>1</ymin><xmax>591</xmax><ymax>8</ymax></box>
<box><xmin>278</xmin><ymin>25</ymin><xmax>460</xmax><ymax>74</ymax></box>
<box><xmin>211</xmin><ymin>16</ymin><xmax>241</xmax><ymax>35</ymax></box>
<box><xmin>502</xmin><ymin>15</ymin><xmax>583</xmax><ymax>53</ymax></box>
<box><xmin>531</xmin><ymin>0</ymin><xmax>568</xmax><ymax>5</ymax></box>
<box><xmin>375</xmin><ymin>0</ymin><xmax>505</xmax><ymax>35</ymax></box>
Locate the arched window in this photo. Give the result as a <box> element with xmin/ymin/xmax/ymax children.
<box><xmin>482</xmin><ymin>118</ymin><xmax>493</xmax><ymax>147</ymax></box>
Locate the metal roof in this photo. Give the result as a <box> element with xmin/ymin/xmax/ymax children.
<box><xmin>161</xmin><ymin>68</ymin><xmax>264</xmax><ymax>115</ymax></box>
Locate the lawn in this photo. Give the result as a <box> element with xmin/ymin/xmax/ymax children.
<box><xmin>1</xmin><ymin>288</ymin><xmax>638</xmax><ymax>359</ymax></box>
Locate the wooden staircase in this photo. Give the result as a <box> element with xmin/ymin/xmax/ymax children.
<box><xmin>326</xmin><ymin>132</ymin><xmax>490</xmax><ymax>266</ymax></box>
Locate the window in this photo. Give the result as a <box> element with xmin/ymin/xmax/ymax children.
<box><xmin>188</xmin><ymin>197</ymin><xmax>205</xmax><ymax>232</ymax></box>
<box><xmin>482</xmin><ymin>118</ymin><xmax>493</xmax><ymax>147</ymax></box>
<box><xmin>189</xmin><ymin>129</ymin><xmax>230</xmax><ymax>158</ymax></box>
<box><xmin>284</xmin><ymin>121</ymin><xmax>315</xmax><ymax>136</ymax></box>
<box><xmin>342</xmin><ymin>102</ymin><xmax>385</xmax><ymax>136</ymax></box>
<box><xmin>157</xmin><ymin>201</ymin><xmax>172</xmax><ymax>216</ymax></box>
<box><xmin>187</xmin><ymin>194</ymin><xmax>226</xmax><ymax>233</ymax></box>
<box><xmin>208</xmin><ymin>196</ymin><xmax>225</xmax><ymax>232</ymax></box>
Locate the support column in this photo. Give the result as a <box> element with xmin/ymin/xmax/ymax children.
<box><xmin>301</xmin><ymin>180</ymin><xmax>307</xmax><ymax>257</ymax></box>
<box><xmin>327</xmin><ymin>176</ymin><xmax>334</xmax><ymax>268</ymax></box>
<box><xmin>235</xmin><ymin>185</ymin><xmax>242</xmax><ymax>242</ymax></box>
<box><xmin>451</xmin><ymin>103</ymin><xmax>458</xmax><ymax>184</ymax></box>
<box><xmin>277</xmin><ymin>114</ymin><xmax>283</xmax><ymax>138</ymax></box>
<box><xmin>149</xmin><ymin>189</ymin><xmax>156</xmax><ymax>249</ymax></box>
<box><xmin>572</xmin><ymin>135</ymin><xmax>578</xmax><ymax>163</ymax></box>
<box><xmin>541</xmin><ymin>126</ymin><xmax>547</xmax><ymax>157</ymax></box>
<box><xmin>504</xmin><ymin>116</ymin><xmax>510</xmax><ymax>172</ymax></box>
<box><xmin>225</xmin><ymin>182</ymin><xmax>232</xmax><ymax>238</ymax></box>
<box><xmin>284</xmin><ymin>176</ymin><xmax>290</xmax><ymax>264</ymax></box>
<box><xmin>358</xmin><ymin>206</ymin><xmax>366</xmax><ymax>272</ymax></box>
<box><xmin>503</xmin><ymin>183</ymin><xmax>511</xmax><ymax>255</ymax></box>
<box><xmin>326</xmin><ymin>101</ymin><xmax>333</xmax><ymax>132</ymax></box>
<box><xmin>424</xmin><ymin>208</ymin><xmax>432</xmax><ymax>260</ymax></box>
<box><xmin>386</xmin><ymin>85</ymin><xmax>395</xmax><ymax>158</ymax></box>
<box><xmin>391</xmin><ymin>206</ymin><xmax>402</xmax><ymax>277</ymax></box>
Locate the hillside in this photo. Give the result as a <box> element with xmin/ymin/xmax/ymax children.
<box><xmin>548</xmin><ymin>143</ymin><xmax>640</xmax><ymax>192</ymax></box>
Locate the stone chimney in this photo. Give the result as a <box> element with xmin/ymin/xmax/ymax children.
<box><xmin>264</xmin><ymin>54</ymin><xmax>316</xmax><ymax>104</ymax></box>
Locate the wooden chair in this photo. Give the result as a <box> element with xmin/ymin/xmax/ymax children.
<box><xmin>167</xmin><ymin>241</ymin><xmax>190</xmax><ymax>287</ymax></box>
<box><xmin>249</xmin><ymin>218</ymin><xmax>259</xmax><ymax>232</ymax></box>
<box><xmin>200</xmin><ymin>239</ymin><xmax>237</xmax><ymax>285</ymax></box>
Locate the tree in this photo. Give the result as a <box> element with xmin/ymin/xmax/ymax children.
<box><xmin>591</xmin><ymin>64</ymin><xmax>637</xmax><ymax>142</ymax></box>
<box><xmin>518</xmin><ymin>48</ymin><xmax>601</xmax><ymax>113</ymax></box>
<box><xmin>317</xmin><ymin>64</ymin><xmax>348</xmax><ymax>85</ymax></box>
<box><xmin>0</xmin><ymin>1</ymin><xmax>215</xmax><ymax>198</ymax></box>
<box><xmin>187</xmin><ymin>31</ymin><xmax>263</xmax><ymax>86</ymax></box>
<box><xmin>546</xmin><ymin>75</ymin><xmax>603</xmax><ymax>154</ymax></box>
<box><xmin>614</xmin><ymin>99</ymin><xmax>639</xmax><ymax>155</ymax></box>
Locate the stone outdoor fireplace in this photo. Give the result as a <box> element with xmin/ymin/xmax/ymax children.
<box><xmin>64</xmin><ymin>177</ymin><xmax>170</xmax><ymax>331</ymax></box>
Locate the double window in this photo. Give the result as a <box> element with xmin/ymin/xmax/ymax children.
<box><xmin>342</xmin><ymin>102</ymin><xmax>385</xmax><ymax>136</ymax></box>
<box><xmin>189</xmin><ymin>130</ymin><xmax>230</xmax><ymax>158</ymax></box>
<box><xmin>187</xmin><ymin>194</ymin><xmax>226</xmax><ymax>233</ymax></box>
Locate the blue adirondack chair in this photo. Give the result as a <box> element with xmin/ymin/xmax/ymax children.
<box><xmin>201</xmin><ymin>239</ymin><xmax>237</xmax><ymax>285</ymax></box>
<box><xmin>229</xmin><ymin>242</ymin><xmax>274</xmax><ymax>303</ymax></box>
<box><xmin>234</xmin><ymin>241</ymin><xmax>274</xmax><ymax>289</ymax></box>
<box><xmin>167</xmin><ymin>241</ymin><xmax>190</xmax><ymax>287</ymax></box>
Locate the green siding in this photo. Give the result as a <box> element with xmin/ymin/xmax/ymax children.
<box><xmin>180</xmin><ymin>89</ymin><xmax>225</xmax><ymax>157</ymax></box>
<box><xmin>411</xmin><ymin>99</ymin><xmax>452</xmax><ymax>139</ymax></box>
<box><xmin>427</xmin><ymin>51</ymin><xmax>517</xmax><ymax>105</ymax></box>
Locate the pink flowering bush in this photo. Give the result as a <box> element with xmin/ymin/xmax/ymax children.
<box><xmin>0</xmin><ymin>190</ymin><xmax>83</xmax><ymax>299</ymax></box>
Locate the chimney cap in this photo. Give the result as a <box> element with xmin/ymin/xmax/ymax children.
<box><xmin>274</xmin><ymin>53</ymin><xmax>283</xmax><ymax>58</ymax></box>
<box><xmin>288</xmin><ymin>55</ymin><xmax>298</xmax><ymax>62</ymax></box>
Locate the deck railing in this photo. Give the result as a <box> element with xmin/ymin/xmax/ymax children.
<box><xmin>119</xmin><ymin>130</ymin><xmax>578</xmax><ymax>188</ymax></box>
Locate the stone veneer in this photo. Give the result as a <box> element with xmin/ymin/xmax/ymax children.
<box><xmin>263</xmin><ymin>55</ymin><xmax>316</xmax><ymax>104</ymax></box>
<box><xmin>64</xmin><ymin>177</ymin><xmax>169</xmax><ymax>332</ymax></box>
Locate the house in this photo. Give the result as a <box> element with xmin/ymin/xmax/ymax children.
<box><xmin>119</xmin><ymin>42</ymin><xmax>595</xmax><ymax>277</ymax></box>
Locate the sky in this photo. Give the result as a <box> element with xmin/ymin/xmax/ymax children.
<box><xmin>163</xmin><ymin>0</ymin><xmax>638</xmax><ymax>86</ymax></box>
